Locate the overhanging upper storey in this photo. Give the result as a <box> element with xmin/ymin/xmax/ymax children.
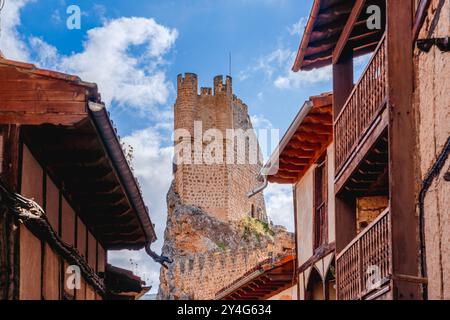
<box><xmin>293</xmin><ymin>0</ymin><xmax>386</xmax><ymax>72</ymax></box>
<box><xmin>0</xmin><ymin>56</ymin><xmax>156</xmax><ymax>250</ymax></box>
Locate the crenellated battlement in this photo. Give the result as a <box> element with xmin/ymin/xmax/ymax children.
<box><xmin>161</xmin><ymin>71</ymin><xmax>274</xmax><ymax>300</ymax></box>
<box><xmin>232</xmin><ymin>94</ymin><xmax>248</xmax><ymax>112</ymax></box>
<box><xmin>200</xmin><ymin>87</ymin><xmax>213</xmax><ymax>96</ymax></box>
<box><xmin>177</xmin><ymin>74</ymin><xmax>233</xmax><ymax>99</ymax></box>
<box><xmin>167</xmin><ymin>243</ymin><xmax>282</xmax><ymax>299</ymax></box>
<box><xmin>177</xmin><ymin>73</ymin><xmax>198</xmax><ymax>95</ymax></box>
<box><xmin>214</xmin><ymin>75</ymin><xmax>232</xmax><ymax>95</ymax></box>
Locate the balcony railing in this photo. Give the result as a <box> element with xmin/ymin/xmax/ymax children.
<box><xmin>336</xmin><ymin>208</ymin><xmax>391</xmax><ymax>300</ymax></box>
<box><xmin>335</xmin><ymin>34</ymin><xmax>388</xmax><ymax>174</ymax></box>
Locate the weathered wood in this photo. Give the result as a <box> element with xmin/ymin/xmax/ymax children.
<box><xmin>332</xmin><ymin>50</ymin><xmax>354</xmax><ymax>118</ymax></box>
<box><xmin>2</xmin><ymin>125</ymin><xmax>21</xmax><ymax>191</ymax></box>
<box><xmin>43</xmin><ymin>244</ymin><xmax>60</xmax><ymax>300</ymax></box>
<box><xmin>0</xmin><ymin>112</ymin><xmax>87</xmax><ymax>126</ymax></box>
<box><xmin>334</xmin><ymin>35</ymin><xmax>387</xmax><ymax>173</ymax></box>
<box><xmin>335</xmin><ymin>110</ymin><xmax>389</xmax><ymax>194</ymax></box>
<box><xmin>333</xmin><ymin>0</ymin><xmax>366</xmax><ymax>64</ymax></box>
<box><xmin>336</xmin><ymin>209</ymin><xmax>391</xmax><ymax>300</ymax></box>
<box><xmin>386</xmin><ymin>0</ymin><xmax>420</xmax><ymax>300</ymax></box>
<box><xmin>19</xmin><ymin>225</ymin><xmax>42</xmax><ymax>300</ymax></box>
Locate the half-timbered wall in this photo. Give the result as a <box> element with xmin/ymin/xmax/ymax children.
<box><xmin>414</xmin><ymin>0</ymin><xmax>450</xmax><ymax>300</ymax></box>
<box><xmin>18</xmin><ymin>144</ymin><xmax>106</xmax><ymax>300</ymax></box>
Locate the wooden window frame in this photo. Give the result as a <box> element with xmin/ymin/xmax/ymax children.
<box><xmin>313</xmin><ymin>152</ymin><xmax>328</xmax><ymax>252</ymax></box>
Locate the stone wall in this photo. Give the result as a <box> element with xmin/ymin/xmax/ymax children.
<box><xmin>413</xmin><ymin>0</ymin><xmax>450</xmax><ymax>300</ymax></box>
<box><xmin>160</xmin><ymin>241</ymin><xmax>290</xmax><ymax>300</ymax></box>
<box><xmin>356</xmin><ymin>196</ymin><xmax>389</xmax><ymax>234</ymax></box>
<box><xmin>158</xmin><ymin>182</ymin><xmax>294</xmax><ymax>300</ymax></box>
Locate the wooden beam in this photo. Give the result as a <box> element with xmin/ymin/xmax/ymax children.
<box><xmin>0</xmin><ymin>112</ymin><xmax>87</xmax><ymax>126</ymax></box>
<box><xmin>282</xmin><ymin>148</ymin><xmax>315</xmax><ymax>158</ymax></box>
<box><xmin>276</xmin><ymin>170</ymin><xmax>301</xmax><ymax>180</ymax></box>
<box><xmin>304</xmin><ymin>114</ymin><xmax>333</xmax><ymax>125</ymax></box>
<box><xmin>333</xmin><ymin>0</ymin><xmax>366</xmax><ymax>64</ymax></box>
<box><xmin>1</xmin><ymin>125</ymin><xmax>21</xmax><ymax>191</ymax></box>
<box><xmin>294</xmin><ymin>132</ymin><xmax>329</xmax><ymax>143</ymax></box>
<box><xmin>289</xmin><ymin>140</ymin><xmax>322</xmax><ymax>150</ymax></box>
<box><xmin>333</xmin><ymin>50</ymin><xmax>354</xmax><ymax>117</ymax></box>
<box><xmin>300</xmin><ymin>123</ymin><xmax>333</xmax><ymax>135</ymax></box>
<box><xmin>267</xmin><ymin>176</ymin><xmax>295</xmax><ymax>184</ymax></box>
<box><xmin>280</xmin><ymin>156</ymin><xmax>310</xmax><ymax>166</ymax></box>
<box><xmin>386</xmin><ymin>0</ymin><xmax>421</xmax><ymax>300</ymax></box>
<box><xmin>279</xmin><ymin>164</ymin><xmax>306</xmax><ymax>172</ymax></box>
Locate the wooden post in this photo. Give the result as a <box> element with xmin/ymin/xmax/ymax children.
<box><xmin>2</xmin><ymin>125</ymin><xmax>21</xmax><ymax>192</ymax></box>
<box><xmin>332</xmin><ymin>50</ymin><xmax>354</xmax><ymax>118</ymax></box>
<box><xmin>386</xmin><ymin>0</ymin><xmax>421</xmax><ymax>300</ymax></box>
<box><xmin>333</xmin><ymin>49</ymin><xmax>355</xmax><ymax>301</ymax></box>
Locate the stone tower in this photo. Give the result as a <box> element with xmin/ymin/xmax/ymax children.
<box><xmin>173</xmin><ymin>73</ymin><xmax>267</xmax><ymax>223</ymax></box>
<box><xmin>158</xmin><ymin>74</ymin><xmax>293</xmax><ymax>300</ymax></box>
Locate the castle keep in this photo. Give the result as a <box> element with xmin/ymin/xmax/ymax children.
<box><xmin>158</xmin><ymin>74</ymin><xmax>294</xmax><ymax>300</ymax></box>
<box><xmin>174</xmin><ymin>73</ymin><xmax>266</xmax><ymax>223</ymax></box>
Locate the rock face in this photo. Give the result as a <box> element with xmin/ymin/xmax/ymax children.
<box><xmin>157</xmin><ymin>74</ymin><xmax>294</xmax><ymax>300</ymax></box>
<box><xmin>157</xmin><ymin>184</ymin><xmax>294</xmax><ymax>300</ymax></box>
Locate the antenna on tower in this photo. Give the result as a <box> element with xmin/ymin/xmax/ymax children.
<box><xmin>229</xmin><ymin>51</ymin><xmax>232</xmax><ymax>77</ymax></box>
<box><xmin>0</xmin><ymin>0</ymin><xmax>5</xmax><ymax>49</ymax></box>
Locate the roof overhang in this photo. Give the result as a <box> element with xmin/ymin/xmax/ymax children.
<box><xmin>216</xmin><ymin>255</ymin><xmax>296</xmax><ymax>300</ymax></box>
<box><xmin>0</xmin><ymin>57</ymin><xmax>156</xmax><ymax>249</ymax></box>
<box><xmin>293</xmin><ymin>0</ymin><xmax>386</xmax><ymax>72</ymax></box>
<box><xmin>265</xmin><ymin>93</ymin><xmax>333</xmax><ymax>185</ymax></box>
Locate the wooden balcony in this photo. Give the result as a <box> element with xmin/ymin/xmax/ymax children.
<box><xmin>336</xmin><ymin>208</ymin><xmax>392</xmax><ymax>300</ymax></box>
<box><xmin>335</xmin><ymin>34</ymin><xmax>388</xmax><ymax>176</ymax></box>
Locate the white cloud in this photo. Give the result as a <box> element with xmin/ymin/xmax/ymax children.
<box><xmin>2</xmin><ymin>1</ymin><xmax>178</xmax><ymax>295</ymax></box>
<box><xmin>109</xmin><ymin>126</ymin><xmax>174</xmax><ymax>294</ymax></box>
<box><xmin>238</xmin><ymin>48</ymin><xmax>292</xmax><ymax>81</ymax></box>
<box><xmin>30</xmin><ymin>17</ymin><xmax>178</xmax><ymax>115</ymax></box>
<box><xmin>239</xmin><ymin>45</ymin><xmax>332</xmax><ymax>90</ymax></box>
<box><xmin>265</xmin><ymin>184</ymin><xmax>294</xmax><ymax>232</ymax></box>
<box><xmin>2</xmin><ymin>4</ymin><xmax>178</xmax><ymax>116</ymax></box>
<box><xmin>274</xmin><ymin>64</ymin><xmax>333</xmax><ymax>89</ymax></box>
<box><xmin>238</xmin><ymin>15</ymin><xmax>333</xmax><ymax>90</ymax></box>
<box><xmin>0</xmin><ymin>0</ymin><xmax>33</xmax><ymax>61</ymax></box>
<box><xmin>251</xmin><ymin>114</ymin><xmax>273</xmax><ymax>131</ymax></box>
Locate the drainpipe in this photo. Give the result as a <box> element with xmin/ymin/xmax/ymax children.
<box><xmin>247</xmin><ymin>175</ymin><xmax>268</xmax><ymax>198</ymax></box>
<box><xmin>418</xmin><ymin>135</ymin><xmax>450</xmax><ymax>300</ymax></box>
<box><xmin>145</xmin><ymin>243</ymin><xmax>173</xmax><ymax>270</ymax></box>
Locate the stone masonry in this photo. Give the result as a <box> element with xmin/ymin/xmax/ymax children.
<box><xmin>158</xmin><ymin>74</ymin><xmax>294</xmax><ymax>300</ymax></box>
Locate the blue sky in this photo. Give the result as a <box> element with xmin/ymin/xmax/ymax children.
<box><xmin>1</xmin><ymin>0</ymin><xmax>364</xmax><ymax>294</ymax></box>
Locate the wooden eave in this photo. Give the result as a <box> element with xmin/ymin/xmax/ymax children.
<box><xmin>266</xmin><ymin>93</ymin><xmax>333</xmax><ymax>185</ymax></box>
<box><xmin>0</xmin><ymin>57</ymin><xmax>156</xmax><ymax>250</ymax></box>
<box><xmin>292</xmin><ymin>0</ymin><xmax>386</xmax><ymax>72</ymax></box>
<box><xmin>216</xmin><ymin>255</ymin><xmax>296</xmax><ymax>300</ymax></box>
<box><xmin>105</xmin><ymin>264</ymin><xmax>146</xmax><ymax>294</ymax></box>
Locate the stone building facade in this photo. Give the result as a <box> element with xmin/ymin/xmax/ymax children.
<box><xmin>158</xmin><ymin>74</ymin><xmax>294</xmax><ymax>300</ymax></box>
<box><xmin>413</xmin><ymin>0</ymin><xmax>450</xmax><ymax>300</ymax></box>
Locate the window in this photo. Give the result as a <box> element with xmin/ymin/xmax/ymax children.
<box><xmin>314</xmin><ymin>153</ymin><xmax>328</xmax><ymax>250</ymax></box>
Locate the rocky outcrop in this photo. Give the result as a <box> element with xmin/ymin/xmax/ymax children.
<box><xmin>157</xmin><ymin>183</ymin><xmax>294</xmax><ymax>300</ymax></box>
